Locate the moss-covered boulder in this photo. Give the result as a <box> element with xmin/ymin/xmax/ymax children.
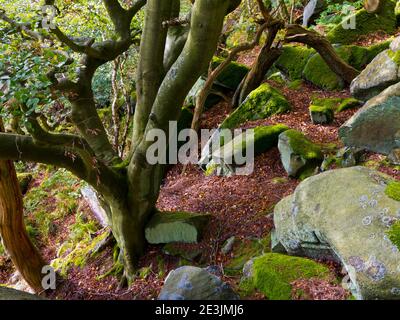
<box><xmin>340</xmin><ymin>82</ymin><xmax>400</xmax><ymax>158</ymax></box>
<box><xmin>211</xmin><ymin>56</ymin><xmax>250</xmax><ymax>90</ymax></box>
<box><xmin>220</xmin><ymin>83</ymin><xmax>291</xmax><ymax>129</ymax></box>
<box><xmin>205</xmin><ymin>124</ymin><xmax>289</xmax><ymax>176</ymax></box>
<box><xmin>311</xmin><ymin>97</ymin><xmax>362</xmax><ymax>113</ymax></box>
<box><xmin>145</xmin><ymin>211</ymin><xmax>211</xmax><ymax>244</ymax></box>
<box><xmin>309</xmin><ymin>105</ymin><xmax>334</xmax><ymax>124</ymax></box>
<box><xmin>350</xmin><ymin>46</ymin><xmax>400</xmax><ymax>100</ymax></box>
<box><xmin>240</xmin><ymin>253</ymin><xmax>334</xmax><ymax>300</ymax></box>
<box><xmin>159</xmin><ymin>266</ymin><xmax>239</xmax><ymax>300</ymax></box>
<box><xmin>0</xmin><ymin>287</ymin><xmax>44</xmax><ymax>300</ymax></box>
<box><xmin>274</xmin><ymin>46</ymin><xmax>315</xmax><ymax>80</ymax></box>
<box><xmin>277</xmin><ymin>129</ymin><xmax>323</xmax><ymax>178</ymax></box>
<box><xmin>273</xmin><ymin>166</ymin><xmax>400</xmax><ymax>299</ymax></box>
<box><xmin>303</xmin><ymin>43</ymin><xmax>390</xmax><ymax>90</ymax></box>
<box><xmin>327</xmin><ymin>0</ymin><xmax>397</xmax><ymax>44</ymax></box>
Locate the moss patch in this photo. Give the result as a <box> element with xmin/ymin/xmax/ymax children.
<box><xmin>327</xmin><ymin>0</ymin><xmax>397</xmax><ymax>44</ymax></box>
<box><xmin>220</xmin><ymin>83</ymin><xmax>291</xmax><ymax>129</ymax></box>
<box><xmin>385</xmin><ymin>180</ymin><xmax>400</xmax><ymax>201</ymax></box>
<box><xmin>284</xmin><ymin>129</ymin><xmax>323</xmax><ymax>160</ymax></box>
<box><xmin>211</xmin><ymin>56</ymin><xmax>250</xmax><ymax>90</ymax></box>
<box><xmin>387</xmin><ymin>49</ymin><xmax>400</xmax><ymax>65</ymax></box>
<box><xmin>240</xmin><ymin>253</ymin><xmax>333</xmax><ymax>300</ymax></box>
<box><xmin>275</xmin><ymin>46</ymin><xmax>315</xmax><ymax>80</ymax></box>
<box><xmin>311</xmin><ymin>97</ymin><xmax>362</xmax><ymax>113</ymax></box>
<box><xmin>387</xmin><ymin>220</ymin><xmax>400</xmax><ymax>250</ymax></box>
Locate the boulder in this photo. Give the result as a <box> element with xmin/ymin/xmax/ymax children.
<box><xmin>309</xmin><ymin>105</ymin><xmax>334</xmax><ymax>124</ymax></box>
<box><xmin>275</xmin><ymin>45</ymin><xmax>315</xmax><ymax>80</ymax></box>
<box><xmin>272</xmin><ymin>166</ymin><xmax>400</xmax><ymax>299</ymax></box>
<box><xmin>211</xmin><ymin>56</ymin><xmax>250</xmax><ymax>90</ymax></box>
<box><xmin>219</xmin><ymin>83</ymin><xmax>291</xmax><ymax>130</ymax></box>
<box><xmin>158</xmin><ymin>266</ymin><xmax>239</xmax><ymax>300</ymax></box>
<box><xmin>350</xmin><ymin>50</ymin><xmax>400</xmax><ymax>101</ymax></box>
<box><xmin>0</xmin><ymin>286</ymin><xmax>44</xmax><ymax>300</ymax></box>
<box><xmin>340</xmin><ymin>82</ymin><xmax>400</xmax><ymax>156</ymax></box>
<box><xmin>204</xmin><ymin>124</ymin><xmax>289</xmax><ymax>176</ymax></box>
<box><xmin>240</xmin><ymin>253</ymin><xmax>334</xmax><ymax>300</ymax></box>
<box><xmin>185</xmin><ymin>78</ymin><xmax>223</xmax><ymax>109</ymax></box>
<box><xmin>327</xmin><ymin>0</ymin><xmax>396</xmax><ymax>45</ymax></box>
<box><xmin>145</xmin><ymin>211</ymin><xmax>211</xmax><ymax>244</ymax></box>
<box><xmin>277</xmin><ymin>129</ymin><xmax>323</xmax><ymax>178</ymax></box>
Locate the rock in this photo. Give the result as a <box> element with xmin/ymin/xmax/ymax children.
<box><xmin>240</xmin><ymin>253</ymin><xmax>334</xmax><ymax>300</ymax></box>
<box><xmin>273</xmin><ymin>166</ymin><xmax>400</xmax><ymax>299</ymax></box>
<box><xmin>309</xmin><ymin>105</ymin><xmax>334</xmax><ymax>124</ymax></box>
<box><xmin>327</xmin><ymin>0</ymin><xmax>396</xmax><ymax>45</ymax></box>
<box><xmin>81</xmin><ymin>187</ymin><xmax>110</xmax><ymax>227</ymax></box>
<box><xmin>275</xmin><ymin>45</ymin><xmax>315</xmax><ymax>80</ymax></box>
<box><xmin>311</xmin><ymin>97</ymin><xmax>362</xmax><ymax>113</ymax></box>
<box><xmin>162</xmin><ymin>243</ymin><xmax>202</xmax><ymax>261</ymax></box>
<box><xmin>0</xmin><ymin>286</ymin><xmax>44</xmax><ymax>300</ymax></box>
<box><xmin>145</xmin><ymin>211</ymin><xmax>211</xmax><ymax>244</ymax></box>
<box><xmin>221</xmin><ymin>236</ymin><xmax>236</xmax><ymax>255</ymax></box>
<box><xmin>336</xmin><ymin>147</ymin><xmax>365</xmax><ymax>168</ymax></box>
<box><xmin>158</xmin><ymin>266</ymin><xmax>239</xmax><ymax>300</ymax></box>
<box><xmin>277</xmin><ymin>129</ymin><xmax>323</xmax><ymax>178</ymax></box>
<box><xmin>220</xmin><ymin>83</ymin><xmax>291</xmax><ymax>130</ymax></box>
<box><xmin>211</xmin><ymin>56</ymin><xmax>250</xmax><ymax>90</ymax></box>
<box><xmin>17</xmin><ymin>173</ymin><xmax>32</xmax><ymax>195</ymax></box>
<box><xmin>350</xmin><ymin>50</ymin><xmax>400</xmax><ymax>101</ymax></box>
<box><xmin>340</xmin><ymin>82</ymin><xmax>400</xmax><ymax>156</ymax></box>
<box><xmin>303</xmin><ymin>43</ymin><xmax>389</xmax><ymax>90</ymax></box>
<box><xmin>204</xmin><ymin>124</ymin><xmax>288</xmax><ymax>176</ymax></box>
<box><xmin>185</xmin><ymin>78</ymin><xmax>223</xmax><ymax>109</ymax></box>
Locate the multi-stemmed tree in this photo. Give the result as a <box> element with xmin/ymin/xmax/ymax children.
<box><xmin>0</xmin><ymin>0</ymin><xmax>241</xmax><ymax>288</ymax></box>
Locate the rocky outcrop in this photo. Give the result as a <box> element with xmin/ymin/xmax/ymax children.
<box><xmin>158</xmin><ymin>266</ymin><xmax>238</xmax><ymax>300</ymax></box>
<box><xmin>272</xmin><ymin>167</ymin><xmax>400</xmax><ymax>300</ymax></box>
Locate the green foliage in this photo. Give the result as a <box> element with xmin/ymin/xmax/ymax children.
<box><xmin>316</xmin><ymin>0</ymin><xmax>364</xmax><ymax>28</ymax></box>
<box><xmin>240</xmin><ymin>253</ymin><xmax>333</xmax><ymax>300</ymax></box>
<box><xmin>220</xmin><ymin>83</ymin><xmax>291</xmax><ymax>129</ymax></box>
<box><xmin>385</xmin><ymin>180</ymin><xmax>400</xmax><ymax>201</ymax></box>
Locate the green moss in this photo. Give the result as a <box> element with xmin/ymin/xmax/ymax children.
<box><xmin>387</xmin><ymin>49</ymin><xmax>400</xmax><ymax>66</ymax></box>
<box><xmin>240</xmin><ymin>253</ymin><xmax>333</xmax><ymax>300</ymax></box>
<box><xmin>311</xmin><ymin>97</ymin><xmax>361</xmax><ymax>113</ymax></box>
<box><xmin>284</xmin><ymin>129</ymin><xmax>323</xmax><ymax>160</ymax></box>
<box><xmin>225</xmin><ymin>236</ymin><xmax>271</xmax><ymax>276</ymax></box>
<box><xmin>220</xmin><ymin>83</ymin><xmax>291</xmax><ymax>129</ymax></box>
<box><xmin>211</xmin><ymin>56</ymin><xmax>250</xmax><ymax>90</ymax></box>
<box><xmin>327</xmin><ymin>0</ymin><xmax>397</xmax><ymax>44</ymax></box>
<box><xmin>385</xmin><ymin>180</ymin><xmax>400</xmax><ymax>201</ymax></box>
<box><xmin>275</xmin><ymin>46</ymin><xmax>315</xmax><ymax>80</ymax></box>
<box><xmin>275</xmin><ymin>45</ymin><xmax>315</xmax><ymax>81</ymax></box>
<box><xmin>387</xmin><ymin>221</ymin><xmax>400</xmax><ymax>250</ymax></box>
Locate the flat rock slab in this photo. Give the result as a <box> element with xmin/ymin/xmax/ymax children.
<box><xmin>145</xmin><ymin>211</ymin><xmax>211</xmax><ymax>244</ymax></box>
<box><xmin>0</xmin><ymin>287</ymin><xmax>44</xmax><ymax>300</ymax></box>
<box><xmin>273</xmin><ymin>166</ymin><xmax>400</xmax><ymax>299</ymax></box>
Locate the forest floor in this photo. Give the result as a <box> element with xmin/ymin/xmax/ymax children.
<box><xmin>1</xmin><ymin>44</ymin><xmax>400</xmax><ymax>300</ymax></box>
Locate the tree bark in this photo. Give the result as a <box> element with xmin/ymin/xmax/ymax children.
<box><xmin>0</xmin><ymin>120</ymin><xmax>46</xmax><ymax>294</ymax></box>
<box><xmin>285</xmin><ymin>24</ymin><xmax>359</xmax><ymax>84</ymax></box>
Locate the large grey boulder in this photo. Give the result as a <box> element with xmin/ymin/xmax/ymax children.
<box><xmin>272</xmin><ymin>166</ymin><xmax>400</xmax><ymax>300</ymax></box>
<box><xmin>340</xmin><ymin>82</ymin><xmax>400</xmax><ymax>160</ymax></box>
<box><xmin>158</xmin><ymin>266</ymin><xmax>238</xmax><ymax>300</ymax></box>
<box><xmin>145</xmin><ymin>211</ymin><xmax>211</xmax><ymax>244</ymax></box>
<box><xmin>350</xmin><ymin>48</ymin><xmax>400</xmax><ymax>101</ymax></box>
<box><xmin>0</xmin><ymin>286</ymin><xmax>44</xmax><ymax>300</ymax></box>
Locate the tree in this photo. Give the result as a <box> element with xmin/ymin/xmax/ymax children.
<box><xmin>0</xmin><ymin>0</ymin><xmax>241</xmax><ymax>283</ymax></box>
<box><xmin>0</xmin><ymin>119</ymin><xmax>46</xmax><ymax>293</ymax></box>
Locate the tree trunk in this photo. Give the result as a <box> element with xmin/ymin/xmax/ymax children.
<box><xmin>233</xmin><ymin>20</ymin><xmax>284</xmax><ymax>107</ymax></box>
<box><xmin>285</xmin><ymin>24</ymin><xmax>359</xmax><ymax>84</ymax></box>
<box><xmin>0</xmin><ymin>120</ymin><xmax>46</xmax><ymax>293</ymax></box>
